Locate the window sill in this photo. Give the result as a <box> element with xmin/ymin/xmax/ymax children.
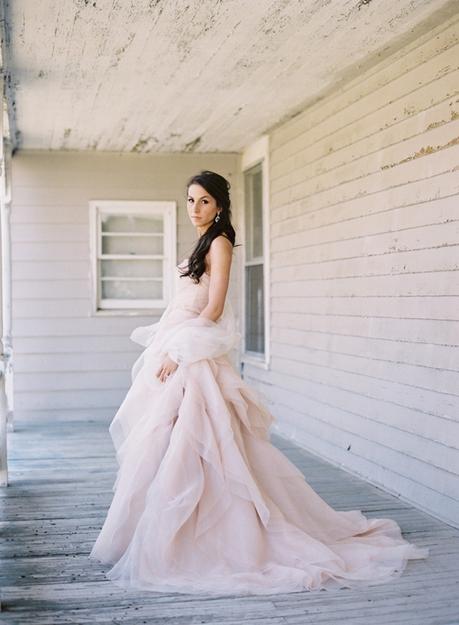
<box><xmin>91</xmin><ymin>308</ymin><xmax>166</xmax><ymax>318</ymax></box>
<box><xmin>240</xmin><ymin>353</ymin><xmax>270</xmax><ymax>371</ymax></box>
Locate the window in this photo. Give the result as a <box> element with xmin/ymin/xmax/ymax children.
<box><xmin>244</xmin><ymin>162</ymin><xmax>265</xmax><ymax>354</ymax></box>
<box><xmin>241</xmin><ymin>135</ymin><xmax>270</xmax><ymax>368</ymax></box>
<box><xmin>89</xmin><ymin>200</ymin><xmax>176</xmax><ymax>313</ymax></box>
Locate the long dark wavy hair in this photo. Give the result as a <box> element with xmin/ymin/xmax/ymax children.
<box><xmin>179</xmin><ymin>170</ymin><xmax>240</xmax><ymax>283</ymax></box>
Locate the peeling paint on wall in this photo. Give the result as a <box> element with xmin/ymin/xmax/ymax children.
<box><xmin>381</xmin><ymin>134</ymin><xmax>459</xmax><ymax>169</ymax></box>
<box><xmin>426</xmin><ymin>108</ymin><xmax>459</xmax><ymax>130</ymax></box>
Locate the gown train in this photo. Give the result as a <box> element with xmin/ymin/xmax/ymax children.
<box><xmin>88</xmin><ymin>258</ymin><xmax>429</xmax><ymax>595</ymax></box>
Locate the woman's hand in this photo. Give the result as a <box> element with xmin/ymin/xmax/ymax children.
<box><xmin>155</xmin><ymin>355</ymin><xmax>179</xmax><ymax>383</ymax></box>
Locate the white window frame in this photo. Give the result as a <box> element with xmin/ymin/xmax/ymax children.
<box><xmin>240</xmin><ymin>135</ymin><xmax>270</xmax><ymax>370</ymax></box>
<box><xmin>89</xmin><ymin>200</ymin><xmax>177</xmax><ymax>315</ymax></box>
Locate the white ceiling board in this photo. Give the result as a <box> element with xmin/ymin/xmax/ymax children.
<box><xmin>4</xmin><ymin>0</ymin><xmax>457</xmax><ymax>153</ymax></box>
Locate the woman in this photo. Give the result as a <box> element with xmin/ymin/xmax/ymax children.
<box><xmin>89</xmin><ymin>170</ymin><xmax>429</xmax><ymax>596</ymax></box>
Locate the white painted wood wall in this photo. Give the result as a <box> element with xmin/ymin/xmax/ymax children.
<box><xmin>244</xmin><ymin>15</ymin><xmax>459</xmax><ymax>527</ymax></box>
<box><xmin>11</xmin><ymin>152</ymin><xmax>240</xmax><ymax>422</ymax></box>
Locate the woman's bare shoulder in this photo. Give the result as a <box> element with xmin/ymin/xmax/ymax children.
<box><xmin>210</xmin><ymin>233</ymin><xmax>233</xmax><ymax>252</ymax></box>
<box><xmin>206</xmin><ymin>235</ymin><xmax>233</xmax><ymax>275</ymax></box>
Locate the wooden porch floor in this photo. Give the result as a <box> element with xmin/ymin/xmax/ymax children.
<box><xmin>1</xmin><ymin>418</ymin><xmax>458</xmax><ymax>625</ymax></box>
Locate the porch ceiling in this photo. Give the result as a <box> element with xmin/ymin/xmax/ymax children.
<box><xmin>4</xmin><ymin>0</ymin><xmax>455</xmax><ymax>153</ymax></box>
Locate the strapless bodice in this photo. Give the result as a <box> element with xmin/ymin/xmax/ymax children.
<box><xmin>129</xmin><ymin>257</ymin><xmax>239</xmax><ymax>373</ymax></box>
<box><xmin>169</xmin><ymin>257</ymin><xmax>210</xmax><ymax>316</ymax></box>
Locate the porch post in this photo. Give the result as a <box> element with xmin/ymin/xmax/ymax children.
<box><xmin>0</xmin><ymin>71</ymin><xmax>8</xmax><ymax>487</ymax></box>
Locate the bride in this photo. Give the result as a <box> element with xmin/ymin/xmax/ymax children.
<box><xmin>88</xmin><ymin>170</ymin><xmax>429</xmax><ymax>596</ymax></box>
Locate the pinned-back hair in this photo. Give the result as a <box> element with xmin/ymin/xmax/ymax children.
<box><xmin>180</xmin><ymin>170</ymin><xmax>240</xmax><ymax>283</ymax></box>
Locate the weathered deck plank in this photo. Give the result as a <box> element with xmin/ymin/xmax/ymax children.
<box><xmin>0</xmin><ymin>419</ymin><xmax>458</xmax><ymax>625</ymax></box>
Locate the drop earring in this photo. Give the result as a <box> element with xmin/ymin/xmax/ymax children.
<box><xmin>214</xmin><ymin>212</ymin><xmax>221</xmax><ymax>223</ymax></box>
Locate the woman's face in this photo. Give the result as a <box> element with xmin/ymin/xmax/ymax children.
<box><xmin>187</xmin><ymin>183</ymin><xmax>220</xmax><ymax>234</ymax></box>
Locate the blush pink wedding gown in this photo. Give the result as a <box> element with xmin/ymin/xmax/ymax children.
<box><xmin>88</xmin><ymin>258</ymin><xmax>429</xmax><ymax>595</ymax></box>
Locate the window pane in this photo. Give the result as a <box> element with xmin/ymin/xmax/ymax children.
<box><xmin>251</xmin><ymin>169</ymin><xmax>263</xmax><ymax>258</ymax></box>
<box><xmin>245</xmin><ymin>264</ymin><xmax>264</xmax><ymax>354</ymax></box>
<box><xmin>244</xmin><ymin>162</ymin><xmax>263</xmax><ymax>261</ymax></box>
<box><xmin>101</xmin><ymin>259</ymin><xmax>163</xmax><ymax>278</ymax></box>
<box><xmin>101</xmin><ymin>235</ymin><xmax>163</xmax><ymax>256</ymax></box>
<box><xmin>101</xmin><ymin>279</ymin><xmax>163</xmax><ymax>300</ymax></box>
<box><xmin>101</xmin><ymin>214</ymin><xmax>163</xmax><ymax>233</ymax></box>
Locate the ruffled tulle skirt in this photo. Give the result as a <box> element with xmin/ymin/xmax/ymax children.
<box><xmin>88</xmin><ymin>342</ymin><xmax>429</xmax><ymax>596</ymax></box>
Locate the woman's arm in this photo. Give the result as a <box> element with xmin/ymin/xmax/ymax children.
<box><xmin>200</xmin><ymin>235</ymin><xmax>233</xmax><ymax>322</ymax></box>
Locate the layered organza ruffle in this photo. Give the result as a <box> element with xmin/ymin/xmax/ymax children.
<box><xmin>89</xmin><ymin>266</ymin><xmax>429</xmax><ymax>596</ymax></box>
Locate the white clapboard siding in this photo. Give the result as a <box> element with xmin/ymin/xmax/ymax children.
<box><xmin>14</xmin><ymin>370</ymin><xmax>131</xmax><ymax>392</ymax></box>
<box><xmin>11</xmin><ymin>151</ymin><xmax>239</xmax><ymax>421</ymax></box>
<box><xmin>244</xmin><ymin>15</ymin><xmax>459</xmax><ymax>527</ymax></box>
<box><xmin>271</xmin><ymin>295</ymin><xmax>459</xmax><ymax>320</ymax></box>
